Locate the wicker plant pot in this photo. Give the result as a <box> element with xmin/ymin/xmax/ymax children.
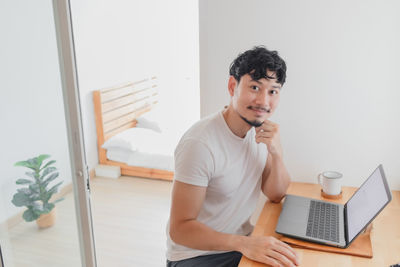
<box><xmin>36</xmin><ymin>208</ymin><xmax>57</xmax><ymax>229</ymax></box>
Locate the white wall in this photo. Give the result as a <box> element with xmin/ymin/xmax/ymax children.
<box><xmin>199</xmin><ymin>0</ymin><xmax>400</xmax><ymax>190</ymax></box>
<box><xmin>70</xmin><ymin>0</ymin><xmax>200</xmax><ymax>170</ymax></box>
<box><xmin>0</xmin><ymin>0</ymin><xmax>73</xmax><ymax>222</ymax></box>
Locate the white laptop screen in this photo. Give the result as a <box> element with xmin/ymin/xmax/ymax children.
<box><xmin>346</xmin><ymin>166</ymin><xmax>390</xmax><ymax>242</ymax></box>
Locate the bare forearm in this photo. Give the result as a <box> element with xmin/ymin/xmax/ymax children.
<box><xmin>170</xmin><ymin>219</ymin><xmax>245</xmax><ymax>252</ymax></box>
<box><xmin>170</xmin><ymin>219</ymin><xmax>300</xmax><ymax>266</ymax></box>
<box><xmin>262</xmin><ymin>155</ymin><xmax>291</xmax><ymax>202</ymax></box>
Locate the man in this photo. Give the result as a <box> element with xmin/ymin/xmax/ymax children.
<box><xmin>166</xmin><ymin>46</ymin><xmax>300</xmax><ymax>267</ymax></box>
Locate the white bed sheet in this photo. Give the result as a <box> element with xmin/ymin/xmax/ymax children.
<box><xmin>105</xmin><ymin>129</ymin><xmax>177</xmax><ymax>172</ymax></box>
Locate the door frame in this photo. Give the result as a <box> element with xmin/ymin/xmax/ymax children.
<box><xmin>0</xmin><ymin>243</ymin><xmax>4</xmax><ymax>267</ymax></box>
<box><xmin>52</xmin><ymin>0</ymin><xmax>97</xmax><ymax>266</ymax></box>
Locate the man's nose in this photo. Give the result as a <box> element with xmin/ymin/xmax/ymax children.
<box><xmin>255</xmin><ymin>90</ymin><xmax>269</xmax><ymax>106</ymax></box>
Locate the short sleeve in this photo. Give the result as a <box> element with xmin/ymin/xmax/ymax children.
<box><xmin>174</xmin><ymin>138</ymin><xmax>214</xmax><ymax>187</ymax></box>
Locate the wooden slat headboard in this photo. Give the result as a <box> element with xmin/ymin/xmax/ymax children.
<box><xmin>93</xmin><ymin>76</ymin><xmax>159</xmax><ymax>164</ymax></box>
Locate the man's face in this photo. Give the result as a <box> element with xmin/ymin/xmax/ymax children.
<box><xmin>228</xmin><ymin>71</ymin><xmax>282</xmax><ymax>127</ymax></box>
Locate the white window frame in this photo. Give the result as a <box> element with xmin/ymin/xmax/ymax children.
<box><xmin>52</xmin><ymin>0</ymin><xmax>97</xmax><ymax>266</ymax></box>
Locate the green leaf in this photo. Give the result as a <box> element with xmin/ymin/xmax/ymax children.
<box><xmin>36</xmin><ymin>154</ymin><xmax>51</xmax><ymax>169</ymax></box>
<box><xmin>17</xmin><ymin>188</ymin><xmax>31</xmax><ymax>195</ymax></box>
<box><xmin>48</xmin><ymin>181</ymin><xmax>63</xmax><ymax>195</ymax></box>
<box><xmin>14</xmin><ymin>160</ymin><xmax>36</xmax><ymax>170</ymax></box>
<box><xmin>40</xmin><ymin>160</ymin><xmax>56</xmax><ymax>171</ymax></box>
<box><xmin>12</xmin><ymin>192</ymin><xmax>33</xmax><ymax>207</ymax></box>
<box><xmin>31</xmin><ymin>194</ymin><xmax>41</xmax><ymax>201</ymax></box>
<box><xmin>48</xmin><ymin>181</ymin><xmax>63</xmax><ymax>193</ymax></box>
<box><xmin>25</xmin><ymin>171</ymin><xmax>35</xmax><ymax>178</ymax></box>
<box><xmin>28</xmin><ymin>184</ymin><xmax>41</xmax><ymax>200</ymax></box>
<box><xmin>16</xmin><ymin>178</ymin><xmax>33</xmax><ymax>185</ymax></box>
<box><xmin>42</xmin><ymin>181</ymin><xmax>63</xmax><ymax>202</ymax></box>
<box><xmin>27</xmin><ymin>158</ymin><xmax>39</xmax><ymax>170</ymax></box>
<box><xmin>52</xmin><ymin>197</ymin><xmax>64</xmax><ymax>204</ymax></box>
<box><xmin>41</xmin><ymin>167</ymin><xmax>57</xmax><ymax>180</ymax></box>
<box><xmin>25</xmin><ymin>171</ymin><xmax>40</xmax><ymax>180</ymax></box>
<box><xmin>29</xmin><ymin>184</ymin><xmax>40</xmax><ymax>193</ymax></box>
<box><xmin>31</xmin><ymin>202</ymin><xmax>44</xmax><ymax>214</ymax></box>
<box><xmin>42</xmin><ymin>172</ymin><xmax>59</xmax><ymax>188</ymax></box>
<box><xmin>43</xmin><ymin>192</ymin><xmax>52</xmax><ymax>203</ymax></box>
<box><xmin>42</xmin><ymin>202</ymin><xmax>55</xmax><ymax>214</ymax></box>
<box><xmin>22</xmin><ymin>208</ymin><xmax>40</xmax><ymax>222</ymax></box>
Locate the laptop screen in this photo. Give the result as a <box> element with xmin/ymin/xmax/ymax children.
<box><xmin>346</xmin><ymin>165</ymin><xmax>391</xmax><ymax>242</ymax></box>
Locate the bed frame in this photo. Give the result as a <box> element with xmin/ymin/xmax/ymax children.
<box><xmin>93</xmin><ymin>77</ymin><xmax>174</xmax><ymax>181</ymax></box>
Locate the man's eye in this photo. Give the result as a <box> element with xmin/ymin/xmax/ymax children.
<box><xmin>270</xmin><ymin>90</ymin><xmax>279</xmax><ymax>95</ymax></box>
<box><xmin>251</xmin><ymin>86</ymin><xmax>259</xmax><ymax>91</ymax></box>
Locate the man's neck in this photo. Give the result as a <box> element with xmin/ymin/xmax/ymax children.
<box><xmin>222</xmin><ymin>106</ymin><xmax>252</xmax><ymax>138</ymax></box>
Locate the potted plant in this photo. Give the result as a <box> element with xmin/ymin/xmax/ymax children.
<box><xmin>11</xmin><ymin>154</ymin><xmax>64</xmax><ymax>228</ymax></box>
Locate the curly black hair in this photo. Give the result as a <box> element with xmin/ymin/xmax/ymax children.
<box><xmin>229</xmin><ymin>46</ymin><xmax>287</xmax><ymax>85</ymax></box>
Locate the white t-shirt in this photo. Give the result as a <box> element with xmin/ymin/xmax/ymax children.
<box><xmin>166</xmin><ymin>111</ymin><xmax>268</xmax><ymax>261</ymax></box>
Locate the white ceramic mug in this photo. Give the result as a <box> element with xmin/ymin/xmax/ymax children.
<box><xmin>318</xmin><ymin>171</ymin><xmax>343</xmax><ymax>195</ymax></box>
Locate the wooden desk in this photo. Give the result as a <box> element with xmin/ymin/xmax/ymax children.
<box><xmin>239</xmin><ymin>182</ymin><xmax>400</xmax><ymax>267</ymax></box>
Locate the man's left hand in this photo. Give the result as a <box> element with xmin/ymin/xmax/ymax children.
<box><xmin>255</xmin><ymin>120</ymin><xmax>283</xmax><ymax>158</ymax></box>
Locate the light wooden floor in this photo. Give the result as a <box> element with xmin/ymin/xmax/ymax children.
<box><xmin>91</xmin><ymin>176</ymin><xmax>172</xmax><ymax>267</ymax></box>
<box><xmin>4</xmin><ymin>176</ymin><xmax>173</xmax><ymax>267</ymax></box>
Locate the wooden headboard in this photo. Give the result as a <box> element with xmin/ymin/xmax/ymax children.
<box><xmin>93</xmin><ymin>76</ymin><xmax>159</xmax><ymax>165</ymax></box>
<box><xmin>93</xmin><ymin>76</ymin><xmax>173</xmax><ymax>180</ymax></box>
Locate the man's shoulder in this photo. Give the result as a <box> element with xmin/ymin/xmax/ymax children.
<box><xmin>181</xmin><ymin>111</ymin><xmax>222</xmax><ymax>141</ymax></box>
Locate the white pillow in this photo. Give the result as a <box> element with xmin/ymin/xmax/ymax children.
<box><xmin>135</xmin><ymin>108</ymin><xmax>165</xmax><ymax>133</ymax></box>
<box><xmin>102</xmin><ymin>128</ymin><xmax>162</xmax><ymax>152</ymax></box>
<box><xmin>136</xmin><ymin>116</ymin><xmax>162</xmax><ymax>133</ymax></box>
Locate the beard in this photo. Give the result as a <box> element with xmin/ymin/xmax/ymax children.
<box><xmin>237</xmin><ymin>105</ymin><xmax>271</xmax><ymax>127</ymax></box>
<box><xmin>239</xmin><ymin>114</ymin><xmax>264</xmax><ymax>127</ymax></box>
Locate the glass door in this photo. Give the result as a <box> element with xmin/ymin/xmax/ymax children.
<box><xmin>0</xmin><ymin>0</ymin><xmax>96</xmax><ymax>266</ymax></box>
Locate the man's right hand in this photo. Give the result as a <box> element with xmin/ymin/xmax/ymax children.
<box><xmin>239</xmin><ymin>235</ymin><xmax>300</xmax><ymax>267</ymax></box>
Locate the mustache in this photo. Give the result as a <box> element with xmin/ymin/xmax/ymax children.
<box><xmin>247</xmin><ymin>106</ymin><xmax>271</xmax><ymax>113</ymax></box>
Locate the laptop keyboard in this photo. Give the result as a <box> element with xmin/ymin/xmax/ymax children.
<box><xmin>306</xmin><ymin>200</ymin><xmax>340</xmax><ymax>242</ymax></box>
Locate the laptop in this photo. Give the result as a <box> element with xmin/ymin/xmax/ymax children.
<box><xmin>275</xmin><ymin>164</ymin><xmax>392</xmax><ymax>248</ymax></box>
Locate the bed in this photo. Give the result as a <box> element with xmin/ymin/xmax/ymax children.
<box><xmin>93</xmin><ymin>77</ymin><xmax>174</xmax><ymax>181</ymax></box>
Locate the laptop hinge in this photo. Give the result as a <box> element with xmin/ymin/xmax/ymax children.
<box><xmin>343</xmin><ymin>204</ymin><xmax>348</xmax><ymax>244</ymax></box>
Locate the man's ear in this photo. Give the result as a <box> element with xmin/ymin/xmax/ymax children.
<box><xmin>228</xmin><ymin>76</ymin><xmax>237</xmax><ymax>97</ymax></box>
